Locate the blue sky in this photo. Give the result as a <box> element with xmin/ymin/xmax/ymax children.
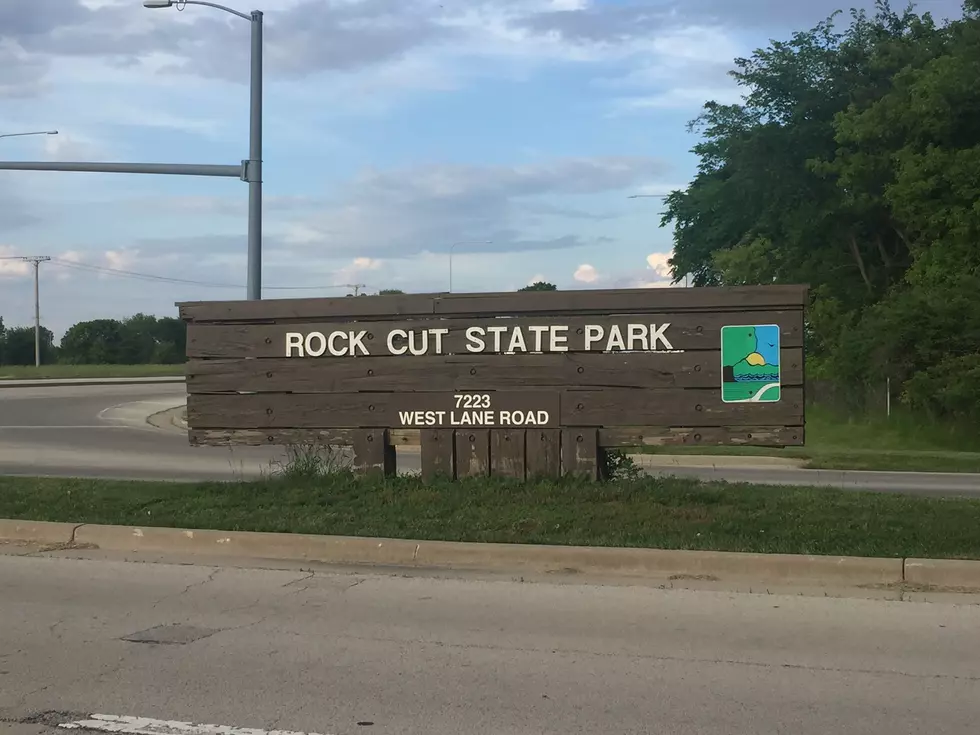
<box><xmin>0</xmin><ymin>0</ymin><xmax>966</xmax><ymax>338</ymax></box>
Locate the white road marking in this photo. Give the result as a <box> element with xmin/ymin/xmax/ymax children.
<box><xmin>58</xmin><ymin>714</ymin><xmax>331</xmax><ymax>735</ymax></box>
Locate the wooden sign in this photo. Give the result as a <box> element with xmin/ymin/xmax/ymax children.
<box><xmin>178</xmin><ymin>285</ymin><xmax>807</xmax><ymax>480</ymax></box>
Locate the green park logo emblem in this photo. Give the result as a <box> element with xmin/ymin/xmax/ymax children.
<box><xmin>721</xmin><ymin>324</ymin><xmax>781</xmax><ymax>403</ymax></box>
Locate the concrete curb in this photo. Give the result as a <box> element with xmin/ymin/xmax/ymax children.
<box><xmin>0</xmin><ymin>519</ymin><xmax>76</xmax><ymax>546</ymax></box>
<box><xmin>146</xmin><ymin>404</ymin><xmax>188</xmax><ymax>433</ymax></box>
<box><xmin>905</xmin><ymin>558</ymin><xmax>980</xmax><ymax>589</ymax></box>
<box><xmin>0</xmin><ymin>376</ymin><xmax>184</xmax><ymax>388</ymax></box>
<box><xmin>7</xmin><ymin>519</ymin><xmax>977</xmax><ymax>589</ymax></box>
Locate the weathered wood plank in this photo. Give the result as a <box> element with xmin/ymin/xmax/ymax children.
<box><xmin>420</xmin><ymin>429</ymin><xmax>454</xmax><ymax>480</ymax></box>
<box><xmin>351</xmin><ymin>429</ymin><xmax>395</xmax><ymax>477</ymax></box>
<box><xmin>562</xmin><ymin>428</ymin><xmax>599</xmax><ymax>480</ymax></box>
<box><xmin>599</xmin><ymin>425</ymin><xmax>804</xmax><ymax>447</ymax></box>
<box><xmin>561</xmin><ymin>387</ymin><xmax>803</xmax><ymax>427</ymax></box>
<box><xmin>188</xmin><ymin>424</ymin><xmax>805</xmax><ymax>448</ymax></box>
<box><xmin>186</xmin><ymin>312</ymin><xmax>804</xmax><ymax>358</ymax></box>
<box><xmin>186</xmin><ymin>388</ymin><xmax>803</xmax><ymax>429</ymax></box>
<box><xmin>526</xmin><ymin>429</ymin><xmax>561</xmax><ymax>478</ymax></box>
<box><xmin>188</xmin><ymin>428</ymin><xmax>359</xmax><ymax>447</ymax></box>
<box><xmin>490</xmin><ymin>430</ymin><xmax>526</xmax><ymax>480</ymax></box>
<box><xmin>455</xmin><ymin>430</ymin><xmax>490</xmax><ymax>478</ymax></box>
<box><xmin>185</xmin><ymin>349</ymin><xmax>804</xmax><ymax>393</ymax></box>
<box><xmin>178</xmin><ymin>285</ymin><xmax>808</xmax><ymax>323</ymax></box>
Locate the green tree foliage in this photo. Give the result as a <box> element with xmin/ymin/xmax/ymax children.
<box><xmin>58</xmin><ymin>314</ymin><xmax>186</xmax><ymax>365</ymax></box>
<box><xmin>518</xmin><ymin>282</ymin><xmax>558</xmax><ymax>292</ymax></box>
<box><xmin>0</xmin><ymin>325</ymin><xmax>56</xmax><ymax>365</ymax></box>
<box><xmin>377</xmin><ymin>289</ymin><xmax>405</xmax><ymax>295</ymax></box>
<box><xmin>661</xmin><ymin>0</ymin><xmax>980</xmax><ymax>419</ymax></box>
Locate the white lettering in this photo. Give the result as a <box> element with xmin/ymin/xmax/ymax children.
<box><xmin>327</xmin><ymin>331</ymin><xmax>347</xmax><ymax>356</ymax></box>
<box><xmin>584</xmin><ymin>324</ymin><xmax>604</xmax><ymax>350</ymax></box>
<box><xmin>430</xmin><ymin>328</ymin><xmax>449</xmax><ymax>355</ymax></box>
<box><xmin>650</xmin><ymin>323</ymin><xmax>673</xmax><ymax>350</ymax></box>
<box><xmin>387</xmin><ymin>329</ymin><xmax>408</xmax><ymax>355</ymax></box>
<box><xmin>349</xmin><ymin>330</ymin><xmax>369</xmax><ymax>356</ymax></box>
<box><xmin>605</xmin><ymin>325</ymin><xmax>626</xmax><ymax>352</ymax></box>
<box><xmin>627</xmin><ymin>323</ymin><xmax>649</xmax><ymax>351</ymax></box>
<box><xmin>285</xmin><ymin>332</ymin><xmax>305</xmax><ymax>357</ymax></box>
<box><xmin>550</xmin><ymin>325</ymin><xmax>568</xmax><ymax>352</ymax></box>
<box><xmin>528</xmin><ymin>325</ymin><xmax>548</xmax><ymax>352</ymax></box>
<box><xmin>408</xmin><ymin>329</ymin><xmax>429</xmax><ymax>356</ymax></box>
<box><xmin>465</xmin><ymin>327</ymin><xmax>486</xmax><ymax>353</ymax></box>
<box><xmin>305</xmin><ymin>332</ymin><xmax>327</xmax><ymax>357</ymax></box>
<box><xmin>486</xmin><ymin>326</ymin><xmax>507</xmax><ymax>352</ymax></box>
<box><xmin>507</xmin><ymin>327</ymin><xmax>527</xmax><ymax>353</ymax></box>
<box><xmin>536</xmin><ymin>411</ymin><xmax>549</xmax><ymax>424</ymax></box>
<box><xmin>499</xmin><ymin>410</ymin><xmax>512</xmax><ymax>424</ymax></box>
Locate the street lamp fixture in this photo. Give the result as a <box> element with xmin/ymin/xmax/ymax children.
<box><xmin>0</xmin><ymin>130</ymin><xmax>58</xmax><ymax>140</ymax></box>
<box><xmin>144</xmin><ymin>0</ymin><xmax>264</xmax><ymax>300</ymax></box>
<box><xmin>449</xmin><ymin>240</ymin><xmax>492</xmax><ymax>293</ymax></box>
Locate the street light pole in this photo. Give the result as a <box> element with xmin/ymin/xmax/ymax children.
<box><xmin>448</xmin><ymin>240</ymin><xmax>492</xmax><ymax>293</ymax></box>
<box><xmin>0</xmin><ymin>131</ymin><xmax>58</xmax><ymax>140</ymax></box>
<box><xmin>144</xmin><ymin>0</ymin><xmax>263</xmax><ymax>301</ymax></box>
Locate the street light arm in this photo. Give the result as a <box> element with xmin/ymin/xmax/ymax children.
<box><xmin>145</xmin><ymin>0</ymin><xmax>252</xmax><ymax>21</ymax></box>
<box><xmin>0</xmin><ymin>131</ymin><xmax>58</xmax><ymax>140</ymax></box>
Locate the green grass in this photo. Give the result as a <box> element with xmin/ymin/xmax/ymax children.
<box><xmin>3</xmin><ymin>473</ymin><xmax>980</xmax><ymax>559</ymax></box>
<box><xmin>0</xmin><ymin>364</ymin><xmax>184</xmax><ymax>380</ymax></box>
<box><xmin>633</xmin><ymin>405</ymin><xmax>980</xmax><ymax>473</ymax></box>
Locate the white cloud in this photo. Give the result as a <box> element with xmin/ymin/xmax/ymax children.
<box><xmin>573</xmin><ymin>263</ymin><xmax>598</xmax><ymax>283</ymax></box>
<box><xmin>646</xmin><ymin>251</ymin><xmax>672</xmax><ymax>279</ymax></box>
<box><xmin>277</xmin><ymin>155</ymin><xmax>670</xmax><ymax>259</ymax></box>
<box><xmin>0</xmin><ymin>247</ymin><xmax>30</xmax><ymax>277</ymax></box>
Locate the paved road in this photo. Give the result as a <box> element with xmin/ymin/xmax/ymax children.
<box><xmin>0</xmin><ymin>383</ymin><xmax>422</xmax><ymax>481</ymax></box>
<box><xmin>1</xmin><ymin>551</ymin><xmax>978</xmax><ymax>734</ymax></box>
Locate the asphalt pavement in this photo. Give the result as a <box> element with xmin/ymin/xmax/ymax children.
<box><xmin>1</xmin><ymin>551</ymin><xmax>978</xmax><ymax>734</ymax></box>
<box><xmin>0</xmin><ymin>383</ymin><xmax>428</xmax><ymax>481</ymax></box>
<box><xmin>0</xmin><ymin>382</ymin><xmax>978</xmax><ymax>494</ymax></box>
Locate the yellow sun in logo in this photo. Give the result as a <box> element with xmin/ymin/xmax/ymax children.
<box><xmin>745</xmin><ymin>352</ymin><xmax>767</xmax><ymax>366</ymax></box>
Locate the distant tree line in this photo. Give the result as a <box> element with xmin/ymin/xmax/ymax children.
<box><xmin>0</xmin><ymin>314</ymin><xmax>186</xmax><ymax>366</ymax></box>
<box><xmin>0</xmin><ymin>282</ymin><xmax>562</xmax><ymax>365</ymax></box>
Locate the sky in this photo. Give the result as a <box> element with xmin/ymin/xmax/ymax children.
<box><xmin>0</xmin><ymin>0</ymin><xmax>967</xmax><ymax>338</ymax></box>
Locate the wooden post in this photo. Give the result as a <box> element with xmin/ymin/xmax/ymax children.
<box><xmin>352</xmin><ymin>429</ymin><xmax>395</xmax><ymax>477</ymax></box>
<box><xmin>490</xmin><ymin>429</ymin><xmax>526</xmax><ymax>479</ymax></box>
<box><xmin>526</xmin><ymin>429</ymin><xmax>561</xmax><ymax>479</ymax></box>
<box><xmin>562</xmin><ymin>428</ymin><xmax>598</xmax><ymax>480</ymax></box>
<box><xmin>455</xmin><ymin>429</ymin><xmax>490</xmax><ymax>478</ymax></box>
<box><xmin>420</xmin><ymin>429</ymin><xmax>455</xmax><ymax>480</ymax></box>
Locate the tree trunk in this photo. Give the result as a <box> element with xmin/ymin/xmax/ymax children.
<box><xmin>848</xmin><ymin>233</ymin><xmax>873</xmax><ymax>292</ymax></box>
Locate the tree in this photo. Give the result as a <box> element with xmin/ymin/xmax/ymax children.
<box><xmin>377</xmin><ymin>289</ymin><xmax>405</xmax><ymax>295</ymax></box>
<box><xmin>659</xmin><ymin>0</ymin><xmax>980</xmax><ymax>418</ymax></box>
<box><xmin>1</xmin><ymin>325</ymin><xmax>56</xmax><ymax>365</ymax></box>
<box><xmin>59</xmin><ymin>319</ymin><xmax>128</xmax><ymax>364</ymax></box>
<box><xmin>519</xmin><ymin>282</ymin><xmax>557</xmax><ymax>292</ymax></box>
<box><xmin>59</xmin><ymin>314</ymin><xmax>187</xmax><ymax>364</ymax></box>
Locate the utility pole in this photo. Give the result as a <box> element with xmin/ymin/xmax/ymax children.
<box><xmin>20</xmin><ymin>256</ymin><xmax>50</xmax><ymax>366</ymax></box>
<box><xmin>345</xmin><ymin>283</ymin><xmax>366</xmax><ymax>296</ymax></box>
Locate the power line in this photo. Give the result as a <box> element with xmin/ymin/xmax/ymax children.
<box><xmin>43</xmin><ymin>257</ymin><xmax>360</xmax><ymax>291</ymax></box>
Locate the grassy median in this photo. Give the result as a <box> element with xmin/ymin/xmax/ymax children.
<box><xmin>2</xmin><ymin>473</ymin><xmax>980</xmax><ymax>559</ymax></box>
<box><xmin>633</xmin><ymin>405</ymin><xmax>980</xmax><ymax>473</ymax></box>
<box><xmin>0</xmin><ymin>364</ymin><xmax>184</xmax><ymax>380</ymax></box>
